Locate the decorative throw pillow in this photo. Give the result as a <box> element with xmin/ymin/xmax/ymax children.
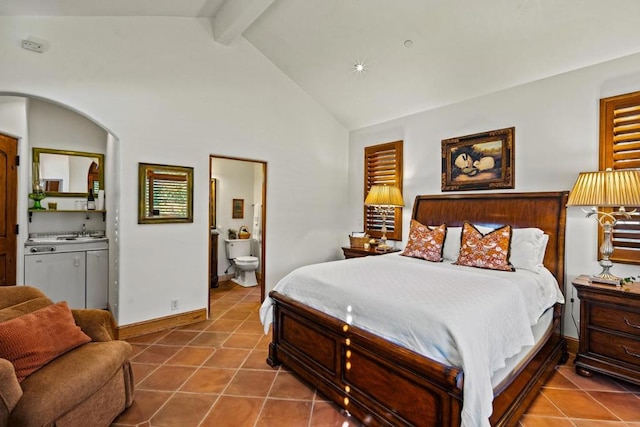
<box><xmin>0</xmin><ymin>301</ymin><xmax>91</xmax><ymax>382</ymax></box>
<box><xmin>455</xmin><ymin>222</ymin><xmax>514</xmax><ymax>271</ymax></box>
<box><xmin>401</xmin><ymin>221</ymin><xmax>446</xmax><ymax>262</ymax></box>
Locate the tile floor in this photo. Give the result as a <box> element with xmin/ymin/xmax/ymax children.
<box><xmin>112</xmin><ymin>281</ymin><xmax>640</xmax><ymax>427</ymax></box>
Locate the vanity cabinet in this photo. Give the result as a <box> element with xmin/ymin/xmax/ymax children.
<box><xmin>24</xmin><ymin>241</ymin><xmax>109</xmax><ymax>309</ymax></box>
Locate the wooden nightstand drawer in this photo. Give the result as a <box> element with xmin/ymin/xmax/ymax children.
<box><xmin>590</xmin><ymin>305</ymin><xmax>640</xmax><ymax>338</ymax></box>
<box><xmin>590</xmin><ymin>330</ymin><xmax>640</xmax><ymax>368</ymax></box>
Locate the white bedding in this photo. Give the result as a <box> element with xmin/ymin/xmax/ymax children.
<box><xmin>259</xmin><ymin>253</ymin><xmax>564</xmax><ymax>427</ymax></box>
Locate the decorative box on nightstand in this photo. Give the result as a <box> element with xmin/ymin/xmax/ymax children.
<box><xmin>572</xmin><ymin>275</ymin><xmax>640</xmax><ymax>385</ymax></box>
<box><xmin>341</xmin><ymin>246</ymin><xmax>401</xmax><ymax>259</ymax></box>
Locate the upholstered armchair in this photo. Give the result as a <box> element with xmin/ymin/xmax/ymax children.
<box><xmin>0</xmin><ymin>286</ymin><xmax>134</xmax><ymax>427</ymax></box>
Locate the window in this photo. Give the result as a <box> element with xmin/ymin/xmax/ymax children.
<box><xmin>364</xmin><ymin>141</ymin><xmax>403</xmax><ymax>241</ymax></box>
<box><xmin>599</xmin><ymin>90</ymin><xmax>640</xmax><ymax>264</ymax></box>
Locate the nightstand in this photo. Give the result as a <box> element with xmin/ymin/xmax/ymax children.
<box><xmin>572</xmin><ymin>275</ymin><xmax>640</xmax><ymax>385</ymax></box>
<box><xmin>341</xmin><ymin>246</ymin><xmax>401</xmax><ymax>259</ymax></box>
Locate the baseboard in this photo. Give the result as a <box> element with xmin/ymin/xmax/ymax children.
<box><xmin>565</xmin><ymin>336</ymin><xmax>579</xmax><ymax>356</ymax></box>
<box><xmin>116</xmin><ymin>308</ymin><xmax>207</xmax><ymax>340</ymax></box>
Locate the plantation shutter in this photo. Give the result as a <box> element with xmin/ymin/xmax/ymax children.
<box><xmin>364</xmin><ymin>141</ymin><xmax>403</xmax><ymax>241</ymax></box>
<box><xmin>600</xmin><ymin>91</ymin><xmax>640</xmax><ymax>264</ymax></box>
<box><xmin>146</xmin><ymin>170</ymin><xmax>189</xmax><ymax>217</ymax></box>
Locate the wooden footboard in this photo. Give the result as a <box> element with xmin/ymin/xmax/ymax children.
<box><xmin>268</xmin><ymin>292</ymin><xmax>566</xmax><ymax>427</ymax></box>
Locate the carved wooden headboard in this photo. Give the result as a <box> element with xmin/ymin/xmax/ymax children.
<box><xmin>411</xmin><ymin>191</ymin><xmax>569</xmax><ymax>292</ymax></box>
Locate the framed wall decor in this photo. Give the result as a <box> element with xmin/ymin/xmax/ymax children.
<box><xmin>138</xmin><ymin>163</ymin><xmax>193</xmax><ymax>224</ymax></box>
<box><xmin>232</xmin><ymin>198</ymin><xmax>244</xmax><ymax>219</ymax></box>
<box><xmin>441</xmin><ymin>126</ymin><xmax>514</xmax><ymax>192</ymax></box>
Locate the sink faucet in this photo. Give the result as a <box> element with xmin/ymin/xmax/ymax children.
<box><xmin>80</xmin><ymin>224</ymin><xmax>88</xmax><ymax>237</ymax></box>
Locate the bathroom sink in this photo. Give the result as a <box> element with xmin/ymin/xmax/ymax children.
<box><xmin>28</xmin><ymin>236</ymin><xmax>107</xmax><ymax>243</ymax></box>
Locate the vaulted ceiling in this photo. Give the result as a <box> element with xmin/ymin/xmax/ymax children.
<box><xmin>3</xmin><ymin>0</ymin><xmax>640</xmax><ymax>129</ymax></box>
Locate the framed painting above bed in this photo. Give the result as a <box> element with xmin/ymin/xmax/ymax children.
<box><xmin>441</xmin><ymin>127</ymin><xmax>515</xmax><ymax>192</ymax></box>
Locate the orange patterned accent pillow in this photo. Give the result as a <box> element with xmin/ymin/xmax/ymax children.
<box><xmin>401</xmin><ymin>220</ymin><xmax>446</xmax><ymax>262</ymax></box>
<box><xmin>455</xmin><ymin>222</ymin><xmax>514</xmax><ymax>271</ymax></box>
<box><xmin>0</xmin><ymin>301</ymin><xmax>91</xmax><ymax>382</ymax></box>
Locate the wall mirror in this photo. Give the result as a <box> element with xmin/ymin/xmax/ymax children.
<box><xmin>138</xmin><ymin>163</ymin><xmax>194</xmax><ymax>224</ymax></box>
<box><xmin>32</xmin><ymin>148</ymin><xmax>104</xmax><ymax>197</ymax></box>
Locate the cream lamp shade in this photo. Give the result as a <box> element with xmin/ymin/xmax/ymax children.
<box><xmin>364</xmin><ymin>185</ymin><xmax>404</xmax><ymax>207</ymax></box>
<box><xmin>567</xmin><ymin>169</ymin><xmax>640</xmax><ymax>208</ymax></box>
<box><xmin>567</xmin><ymin>168</ymin><xmax>640</xmax><ymax>285</ymax></box>
<box><xmin>364</xmin><ymin>185</ymin><xmax>404</xmax><ymax>250</ymax></box>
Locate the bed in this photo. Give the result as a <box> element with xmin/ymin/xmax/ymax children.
<box><xmin>263</xmin><ymin>191</ymin><xmax>568</xmax><ymax>427</ymax></box>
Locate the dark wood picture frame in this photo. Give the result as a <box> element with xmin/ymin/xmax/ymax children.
<box><xmin>441</xmin><ymin>127</ymin><xmax>514</xmax><ymax>191</ymax></box>
<box><xmin>232</xmin><ymin>198</ymin><xmax>244</xmax><ymax>219</ymax></box>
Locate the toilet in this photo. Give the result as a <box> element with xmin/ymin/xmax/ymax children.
<box><xmin>224</xmin><ymin>238</ymin><xmax>259</xmax><ymax>287</ymax></box>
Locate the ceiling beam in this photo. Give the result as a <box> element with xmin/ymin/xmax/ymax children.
<box><xmin>211</xmin><ymin>0</ymin><xmax>275</xmax><ymax>45</ymax></box>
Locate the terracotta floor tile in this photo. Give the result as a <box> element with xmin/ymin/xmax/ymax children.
<box><xmin>256</xmin><ymin>398</ymin><xmax>313</xmax><ymax>427</ymax></box>
<box><xmin>223</xmin><ymin>333</ymin><xmax>262</xmax><ymax>349</ymax></box>
<box><xmin>224</xmin><ymin>369</ymin><xmax>277</xmax><ymax>397</ymax></box>
<box><xmin>200</xmin><ymin>395</ymin><xmax>264</xmax><ymax>427</ymax></box>
<box><xmin>545</xmin><ymin>369</ymin><xmax>580</xmax><ymax>389</ymax></box>
<box><xmin>130</xmin><ymin>345</ymin><xmax>181</xmax><ymax>364</ymax></box>
<box><xmin>210</xmin><ymin>300</ymin><xmax>237</xmax><ymax>309</ymax></box>
<box><xmin>255</xmin><ymin>333</ymin><xmax>272</xmax><ymax>351</ymax></box>
<box><xmin>519</xmin><ymin>415</ymin><xmax>578</xmax><ymax>426</ymax></box>
<box><xmin>235</xmin><ymin>301</ymin><xmax>260</xmax><ymax>312</ymax></box>
<box><xmin>310</xmin><ymin>400</ymin><xmax>362</xmax><ymax>427</ymax></box>
<box><xmin>166</xmin><ymin>346</ymin><xmax>215</xmax><ymax>366</ymax></box>
<box><xmin>129</xmin><ymin>343</ymin><xmax>148</xmax><ymax>358</ymax></box>
<box><xmin>241</xmin><ymin>349</ymin><xmax>270</xmax><ymax>370</ymax></box>
<box><xmin>587</xmin><ymin>391</ymin><xmax>640</xmax><ymax>421</ymax></box>
<box><xmin>178</xmin><ymin>319</ymin><xmax>215</xmax><ymax>331</ymax></box>
<box><xmin>150</xmin><ymin>392</ymin><xmax>217</xmax><ymax>426</ymax></box>
<box><xmin>130</xmin><ymin>363</ymin><xmax>159</xmax><ymax>385</ymax></box>
<box><xmin>112</xmin><ymin>389</ymin><xmax>172</xmax><ymax>425</ymax></box>
<box><xmin>125</xmin><ymin>329</ymin><xmax>170</xmax><ymax>345</ymax></box>
<box><xmin>614</xmin><ymin>378</ymin><xmax>640</xmax><ymax>393</ymax></box>
<box><xmin>180</xmin><ymin>367</ymin><xmax>236</xmax><ymax>393</ymax></box>
<box><xmin>572</xmin><ymin>421</ymin><xmax>628</xmax><ymax>427</ymax></box>
<box><xmin>209</xmin><ymin>308</ymin><xmax>226</xmax><ymax>320</ymax></box>
<box><xmin>236</xmin><ymin>320</ymin><xmax>266</xmax><ymax>334</ymax></box>
<box><xmin>189</xmin><ymin>331</ymin><xmax>230</xmax><ymax>347</ymax></box>
<box><xmin>155</xmin><ymin>330</ymin><xmax>199</xmax><ymax>346</ymax></box>
<box><xmin>204</xmin><ymin>348</ymin><xmax>251</xmax><ymax>369</ymax></box>
<box><xmin>543</xmin><ymin>389</ymin><xmax>618</xmax><ymax>420</ymax></box>
<box><xmin>220</xmin><ymin>309</ymin><xmax>253</xmax><ymax>321</ymax></box>
<box><xmin>209</xmin><ymin>318</ymin><xmax>243</xmax><ymax>333</ymax></box>
<box><xmin>558</xmin><ymin>366</ymin><xmax>628</xmax><ymax>392</ymax></box>
<box><xmin>525</xmin><ymin>392</ymin><xmax>564</xmax><ymax>417</ymax></box>
<box><xmin>269</xmin><ymin>371</ymin><xmax>315</xmax><ymax>400</ymax></box>
<box><xmin>137</xmin><ymin>365</ymin><xmax>196</xmax><ymax>391</ymax></box>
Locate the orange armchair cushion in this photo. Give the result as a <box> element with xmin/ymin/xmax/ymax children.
<box><xmin>0</xmin><ymin>301</ymin><xmax>91</xmax><ymax>382</ymax></box>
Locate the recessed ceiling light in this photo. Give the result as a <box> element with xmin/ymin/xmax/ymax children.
<box><xmin>354</xmin><ymin>62</ymin><xmax>366</xmax><ymax>73</ymax></box>
<box><xmin>403</xmin><ymin>39</ymin><xmax>414</xmax><ymax>48</ymax></box>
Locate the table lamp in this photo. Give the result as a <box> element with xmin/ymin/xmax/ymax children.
<box><xmin>364</xmin><ymin>184</ymin><xmax>404</xmax><ymax>250</ymax></box>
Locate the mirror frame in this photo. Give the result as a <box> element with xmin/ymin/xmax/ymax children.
<box><xmin>32</xmin><ymin>148</ymin><xmax>105</xmax><ymax>198</ymax></box>
<box><xmin>138</xmin><ymin>162</ymin><xmax>194</xmax><ymax>224</ymax></box>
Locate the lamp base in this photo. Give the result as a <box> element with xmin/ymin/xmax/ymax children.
<box><xmin>589</xmin><ymin>273</ymin><xmax>621</xmax><ymax>286</ymax></box>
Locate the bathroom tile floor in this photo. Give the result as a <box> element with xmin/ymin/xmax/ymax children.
<box><xmin>112</xmin><ymin>281</ymin><xmax>640</xmax><ymax>427</ymax></box>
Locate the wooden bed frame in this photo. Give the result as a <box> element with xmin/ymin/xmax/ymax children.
<box><xmin>267</xmin><ymin>191</ymin><xmax>569</xmax><ymax>427</ymax></box>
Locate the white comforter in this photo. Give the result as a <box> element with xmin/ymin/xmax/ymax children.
<box><xmin>259</xmin><ymin>253</ymin><xmax>564</xmax><ymax>427</ymax></box>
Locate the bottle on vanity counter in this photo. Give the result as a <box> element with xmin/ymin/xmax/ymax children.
<box><xmin>87</xmin><ymin>189</ymin><xmax>96</xmax><ymax>210</ymax></box>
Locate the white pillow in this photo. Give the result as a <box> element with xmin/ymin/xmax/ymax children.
<box><xmin>442</xmin><ymin>224</ymin><xmax>549</xmax><ymax>272</ymax></box>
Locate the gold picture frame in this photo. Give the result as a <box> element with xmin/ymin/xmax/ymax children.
<box><xmin>232</xmin><ymin>198</ymin><xmax>244</xmax><ymax>219</ymax></box>
<box><xmin>441</xmin><ymin>127</ymin><xmax>515</xmax><ymax>192</ymax></box>
<box><xmin>138</xmin><ymin>163</ymin><xmax>193</xmax><ymax>224</ymax></box>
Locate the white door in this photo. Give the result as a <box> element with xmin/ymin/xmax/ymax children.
<box><xmin>86</xmin><ymin>249</ymin><xmax>108</xmax><ymax>309</ymax></box>
<box><xmin>24</xmin><ymin>252</ymin><xmax>86</xmax><ymax>308</ymax></box>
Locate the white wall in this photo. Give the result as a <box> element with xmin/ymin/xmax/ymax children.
<box><xmin>349</xmin><ymin>52</ymin><xmax>640</xmax><ymax>339</ymax></box>
<box><xmin>0</xmin><ymin>16</ymin><xmax>349</xmax><ymax>326</ymax></box>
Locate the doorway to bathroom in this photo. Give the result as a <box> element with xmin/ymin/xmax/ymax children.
<box><xmin>209</xmin><ymin>155</ymin><xmax>266</xmax><ymax>302</ymax></box>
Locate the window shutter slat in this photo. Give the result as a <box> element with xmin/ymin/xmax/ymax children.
<box><xmin>600</xmin><ymin>91</ymin><xmax>640</xmax><ymax>264</ymax></box>
<box><xmin>363</xmin><ymin>141</ymin><xmax>403</xmax><ymax>241</ymax></box>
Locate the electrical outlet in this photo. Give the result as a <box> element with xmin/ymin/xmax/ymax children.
<box><xmin>171</xmin><ymin>299</ymin><xmax>179</xmax><ymax>310</ymax></box>
<box><xmin>21</xmin><ymin>40</ymin><xmax>43</xmax><ymax>53</ymax></box>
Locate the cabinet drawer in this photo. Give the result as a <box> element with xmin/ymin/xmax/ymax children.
<box><xmin>590</xmin><ymin>304</ymin><xmax>640</xmax><ymax>337</ymax></box>
<box><xmin>590</xmin><ymin>330</ymin><xmax>640</xmax><ymax>368</ymax></box>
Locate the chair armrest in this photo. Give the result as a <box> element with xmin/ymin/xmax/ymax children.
<box><xmin>71</xmin><ymin>309</ymin><xmax>115</xmax><ymax>342</ymax></box>
<box><xmin>0</xmin><ymin>286</ymin><xmax>47</xmax><ymax>310</ymax></box>
<box><xmin>0</xmin><ymin>358</ymin><xmax>22</xmax><ymax>427</ymax></box>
